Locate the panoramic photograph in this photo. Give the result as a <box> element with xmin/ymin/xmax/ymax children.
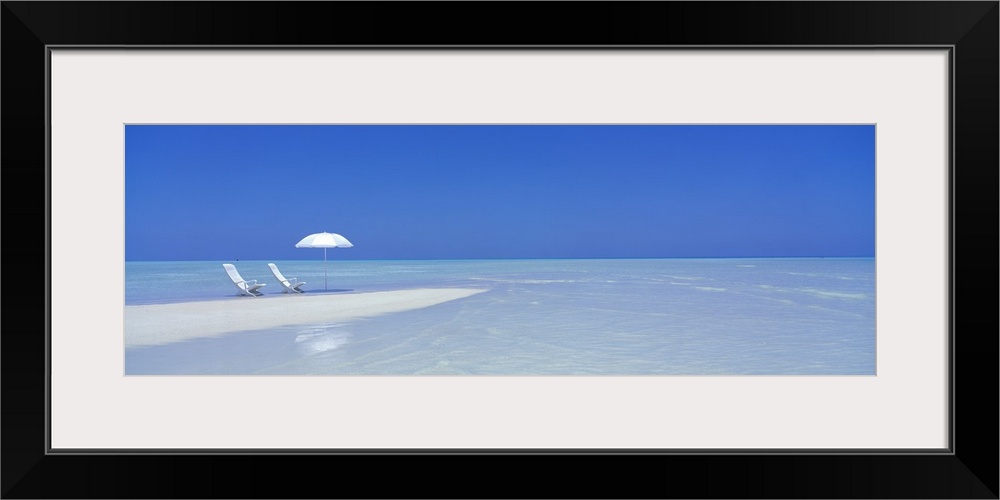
<box><xmin>124</xmin><ymin>124</ymin><xmax>875</xmax><ymax>375</ymax></box>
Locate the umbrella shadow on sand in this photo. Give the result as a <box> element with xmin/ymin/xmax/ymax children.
<box><xmin>296</xmin><ymin>288</ymin><xmax>353</xmax><ymax>294</ymax></box>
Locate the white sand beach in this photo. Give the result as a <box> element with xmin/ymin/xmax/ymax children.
<box><xmin>125</xmin><ymin>288</ymin><xmax>487</xmax><ymax>347</ymax></box>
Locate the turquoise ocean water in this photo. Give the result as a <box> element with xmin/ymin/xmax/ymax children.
<box><xmin>124</xmin><ymin>258</ymin><xmax>875</xmax><ymax>375</ymax></box>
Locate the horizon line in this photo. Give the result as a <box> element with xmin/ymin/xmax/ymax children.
<box><xmin>124</xmin><ymin>255</ymin><xmax>876</xmax><ymax>263</ymax></box>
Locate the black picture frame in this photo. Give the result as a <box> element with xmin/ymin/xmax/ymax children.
<box><xmin>3</xmin><ymin>2</ymin><xmax>997</xmax><ymax>498</ymax></box>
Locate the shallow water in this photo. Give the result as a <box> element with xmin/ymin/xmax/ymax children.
<box><xmin>125</xmin><ymin>258</ymin><xmax>875</xmax><ymax>375</ymax></box>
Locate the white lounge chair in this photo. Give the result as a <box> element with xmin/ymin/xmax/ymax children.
<box><xmin>268</xmin><ymin>263</ymin><xmax>306</xmax><ymax>293</ymax></box>
<box><xmin>223</xmin><ymin>263</ymin><xmax>266</xmax><ymax>296</ymax></box>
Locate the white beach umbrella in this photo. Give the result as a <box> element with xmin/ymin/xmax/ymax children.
<box><xmin>295</xmin><ymin>232</ymin><xmax>353</xmax><ymax>291</ymax></box>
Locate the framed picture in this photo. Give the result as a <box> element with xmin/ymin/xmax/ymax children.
<box><xmin>5</xmin><ymin>2</ymin><xmax>996</xmax><ymax>498</ymax></box>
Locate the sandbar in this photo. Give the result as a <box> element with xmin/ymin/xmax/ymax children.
<box><xmin>125</xmin><ymin>288</ymin><xmax>487</xmax><ymax>347</ymax></box>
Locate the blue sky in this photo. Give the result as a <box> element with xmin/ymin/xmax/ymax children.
<box><xmin>125</xmin><ymin>124</ymin><xmax>875</xmax><ymax>261</ymax></box>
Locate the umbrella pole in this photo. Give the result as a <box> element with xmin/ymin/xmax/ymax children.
<box><xmin>324</xmin><ymin>247</ymin><xmax>328</xmax><ymax>291</ymax></box>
